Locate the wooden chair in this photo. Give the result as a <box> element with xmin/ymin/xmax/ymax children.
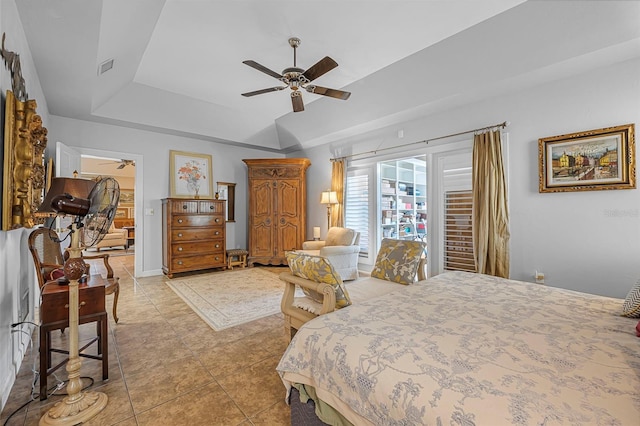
<box><xmin>28</xmin><ymin>227</ymin><xmax>120</xmax><ymax>322</ymax></box>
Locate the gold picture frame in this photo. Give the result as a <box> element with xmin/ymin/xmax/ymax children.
<box><xmin>538</xmin><ymin>124</ymin><xmax>635</xmax><ymax>193</ymax></box>
<box><xmin>169</xmin><ymin>150</ymin><xmax>213</xmax><ymax>199</ymax></box>
<box><xmin>115</xmin><ymin>207</ymin><xmax>128</xmax><ymax>218</ymax></box>
<box><xmin>2</xmin><ymin>90</ymin><xmax>48</xmax><ymax>230</ymax></box>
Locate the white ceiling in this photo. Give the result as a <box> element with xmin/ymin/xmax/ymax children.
<box><xmin>81</xmin><ymin>156</ymin><xmax>136</xmax><ymax>179</ymax></box>
<box><xmin>15</xmin><ymin>1</ymin><xmax>640</xmax><ymax>152</ymax></box>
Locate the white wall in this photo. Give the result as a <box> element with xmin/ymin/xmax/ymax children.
<box><xmin>294</xmin><ymin>57</ymin><xmax>640</xmax><ymax>299</ymax></box>
<box><xmin>47</xmin><ymin>116</ymin><xmax>284</xmax><ymax>276</ymax></box>
<box><xmin>0</xmin><ymin>0</ymin><xmax>50</xmax><ymax>410</ymax></box>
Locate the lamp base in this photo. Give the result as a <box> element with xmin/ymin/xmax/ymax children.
<box><xmin>40</xmin><ymin>391</ymin><xmax>108</xmax><ymax>425</ymax></box>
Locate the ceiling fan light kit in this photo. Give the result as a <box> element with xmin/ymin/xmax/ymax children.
<box><xmin>242</xmin><ymin>37</ymin><xmax>350</xmax><ymax>112</ymax></box>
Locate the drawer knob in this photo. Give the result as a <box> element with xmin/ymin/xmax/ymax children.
<box><xmin>215</xmin><ymin>257</ymin><xmax>220</xmax><ymax>261</ymax></box>
<box><xmin>178</xmin><ymin>261</ymin><xmax>183</xmax><ymax>265</ymax></box>
<box><xmin>215</xmin><ymin>244</ymin><xmax>220</xmax><ymax>248</ymax></box>
<box><xmin>182</xmin><ymin>205</ymin><xmax>187</xmax><ymax>209</ymax></box>
<box><xmin>178</xmin><ymin>247</ymin><xmax>183</xmax><ymax>251</ymax></box>
<box><xmin>215</xmin><ymin>231</ymin><xmax>220</xmax><ymax>235</ymax></box>
<box><xmin>209</xmin><ymin>205</ymin><xmax>214</xmax><ymax>210</ymax></box>
<box><xmin>178</xmin><ymin>233</ymin><xmax>183</xmax><ymax>237</ymax></box>
<box><xmin>215</xmin><ymin>218</ymin><xmax>220</xmax><ymax>223</ymax></box>
<box><xmin>65</xmin><ymin>301</ymin><xmax>86</xmax><ymax>309</ymax></box>
<box><xmin>178</xmin><ymin>219</ymin><xmax>183</xmax><ymax>223</ymax></box>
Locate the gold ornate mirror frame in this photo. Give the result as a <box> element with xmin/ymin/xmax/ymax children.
<box><xmin>2</xmin><ymin>90</ymin><xmax>48</xmax><ymax>230</ymax></box>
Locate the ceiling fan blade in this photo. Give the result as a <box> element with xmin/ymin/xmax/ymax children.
<box><xmin>242</xmin><ymin>60</ymin><xmax>283</xmax><ymax>80</ymax></box>
<box><xmin>302</xmin><ymin>56</ymin><xmax>338</xmax><ymax>82</ymax></box>
<box><xmin>291</xmin><ymin>92</ymin><xmax>304</xmax><ymax>112</ymax></box>
<box><xmin>241</xmin><ymin>86</ymin><xmax>287</xmax><ymax>97</ymax></box>
<box><xmin>305</xmin><ymin>85</ymin><xmax>351</xmax><ymax>100</ymax></box>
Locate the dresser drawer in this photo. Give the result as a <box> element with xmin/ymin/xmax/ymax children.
<box><xmin>170</xmin><ymin>200</ymin><xmax>199</xmax><ymax>214</ymax></box>
<box><xmin>171</xmin><ymin>228</ymin><xmax>224</xmax><ymax>242</ymax></box>
<box><xmin>41</xmin><ymin>281</ymin><xmax>105</xmax><ymax>324</ymax></box>
<box><xmin>198</xmin><ymin>201</ymin><xmax>225</xmax><ymax>214</ymax></box>
<box><xmin>171</xmin><ymin>253</ymin><xmax>225</xmax><ymax>271</ymax></box>
<box><xmin>171</xmin><ymin>241</ymin><xmax>225</xmax><ymax>256</ymax></box>
<box><xmin>172</xmin><ymin>215</ymin><xmax>224</xmax><ymax>228</ymax></box>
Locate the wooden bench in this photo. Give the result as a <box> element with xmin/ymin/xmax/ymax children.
<box><xmin>226</xmin><ymin>249</ymin><xmax>248</xmax><ymax>269</ymax></box>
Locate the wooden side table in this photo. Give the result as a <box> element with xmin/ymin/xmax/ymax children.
<box><xmin>40</xmin><ymin>275</ymin><xmax>108</xmax><ymax>400</ymax></box>
<box><xmin>122</xmin><ymin>226</ymin><xmax>135</xmax><ymax>249</ymax></box>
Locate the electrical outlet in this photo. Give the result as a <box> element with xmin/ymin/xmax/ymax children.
<box><xmin>535</xmin><ymin>271</ymin><xmax>545</xmax><ymax>284</ymax></box>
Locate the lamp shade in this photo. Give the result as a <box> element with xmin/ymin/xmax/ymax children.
<box><xmin>320</xmin><ymin>190</ymin><xmax>338</xmax><ymax>205</ymax></box>
<box><xmin>35</xmin><ymin>177</ymin><xmax>96</xmax><ymax>217</ymax></box>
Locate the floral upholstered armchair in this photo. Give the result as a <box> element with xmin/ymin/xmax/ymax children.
<box><xmin>299</xmin><ymin>227</ymin><xmax>360</xmax><ymax>281</ymax></box>
<box><xmin>281</xmin><ymin>238</ymin><xmax>426</xmax><ymax>338</ymax></box>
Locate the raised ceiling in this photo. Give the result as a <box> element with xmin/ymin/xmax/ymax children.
<box><xmin>15</xmin><ymin>1</ymin><xmax>640</xmax><ymax>152</ymax></box>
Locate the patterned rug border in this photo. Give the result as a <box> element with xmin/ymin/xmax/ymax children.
<box><xmin>165</xmin><ymin>268</ymin><xmax>286</xmax><ymax>331</ymax></box>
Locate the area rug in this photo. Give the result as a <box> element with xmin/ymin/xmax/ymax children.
<box><xmin>165</xmin><ymin>268</ymin><xmax>292</xmax><ymax>331</ymax></box>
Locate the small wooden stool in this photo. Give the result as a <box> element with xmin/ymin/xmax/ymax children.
<box><xmin>226</xmin><ymin>249</ymin><xmax>248</xmax><ymax>270</ymax></box>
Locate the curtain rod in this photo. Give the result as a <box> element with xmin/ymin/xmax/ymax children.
<box><xmin>331</xmin><ymin>121</ymin><xmax>509</xmax><ymax>162</ymax></box>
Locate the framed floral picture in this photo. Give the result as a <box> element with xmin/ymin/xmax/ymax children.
<box><xmin>538</xmin><ymin>124</ymin><xmax>635</xmax><ymax>193</ymax></box>
<box><xmin>169</xmin><ymin>150</ymin><xmax>214</xmax><ymax>198</ymax></box>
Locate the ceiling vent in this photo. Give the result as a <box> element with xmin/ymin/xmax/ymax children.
<box><xmin>98</xmin><ymin>59</ymin><xmax>114</xmax><ymax>75</ymax></box>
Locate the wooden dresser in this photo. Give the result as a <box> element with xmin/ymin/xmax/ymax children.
<box><xmin>162</xmin><ymin>198</ymin><xmax>226</xmax><ymax>277</ymax></box>
<box><xmin>243</xmin><ymin>158</ymin><xmax>311</xmax><ymax>266</ymax></box>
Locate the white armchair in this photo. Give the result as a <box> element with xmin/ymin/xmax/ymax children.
<box><xmin>299</xmin><ymin>227</ymin><xmax>360</xmax><ymax>280</ymax></box>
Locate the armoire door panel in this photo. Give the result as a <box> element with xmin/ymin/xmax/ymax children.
<box><xmin>252</xmin><ymin>222</ymin><xmax>274</xmax><ymax>257</ymax></box>
<box><xmin>252</xmin><ymin>180</ymin><xmax>274</xmax><ymax>218</ymax></box>
<box><xmin>278</xmin><ymin>221</ymin><xmax>301</xmax><ymax>253</ymax></box>
<box><xmin>278</xmin><ymin>180</ymin><xmax>300</xmax><ymax>218</ymax></box>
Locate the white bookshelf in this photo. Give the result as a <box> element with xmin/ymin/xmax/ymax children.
<box><xmin>379</xmin><ymin>156</ymin><xmax>427</xmax><ymax>240</ymax></box>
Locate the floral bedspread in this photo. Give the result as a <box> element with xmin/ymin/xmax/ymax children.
<box><xmin>277</xmin><ymin>271</ymin><xmax>640</xmax><ymax>425</ymax></box>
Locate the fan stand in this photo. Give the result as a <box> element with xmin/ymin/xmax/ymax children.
<box><xmin>40</xmin><ymin>221</ymin><xmax>108</xmax><ymax>426</ymax></box>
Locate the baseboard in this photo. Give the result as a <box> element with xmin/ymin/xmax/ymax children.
<box><xmin>137</xmin><ymin>269</ymin><xmax>163</xmax><ymax>278</ymax></box>
<box><xmin>1</xmin><ymin>370</ymin><xmax>13</xmax><ymax>414</ymax></box>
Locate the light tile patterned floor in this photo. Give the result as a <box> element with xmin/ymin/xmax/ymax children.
<box><xmin>1</xmin><ymin>256</ymin><xmax>292</xmax><ymax>425</ymax></box>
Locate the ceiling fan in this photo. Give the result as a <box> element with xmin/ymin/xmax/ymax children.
<box><xmin>241</xmin><ymin>37</ymin><xmax>351</xmax><ymax>112</ymax></box>
<box><xmin>100</xmin><ymin>159</ymin><xmax>135</xmax><ymax>169</ymax></box>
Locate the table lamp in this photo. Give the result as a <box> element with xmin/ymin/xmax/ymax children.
<box><xmin>320</xmin><ymin>190</ymin><xmax>338</xmax><ymax>229</ymax></box>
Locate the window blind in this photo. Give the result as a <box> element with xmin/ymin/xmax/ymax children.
<box><xmin>442</xmin><ymin>153</ymin><xmax>475</xmax><ymax>273</ymax></box>
<box><xmin>345</xmin><ymin>172</ymin><xmax>369</xmax><ymax>257</ymax></box>
<box><xmin>444</xmin><ymin>190</ymin><xmax>475</xmax><ymax>272</ymax></box>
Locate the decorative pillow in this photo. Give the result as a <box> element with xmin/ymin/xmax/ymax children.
<box><xmin>371</xmin><ymin>238</ymin><xmax>426</xmax><ymax>285</ymax></box>
<box><xmin>285</xmin><ymin>251</ymin><xmax>351</xmax><ymax>309</ymax></box>
<box><xmin>325</xmin><ymin>227</ymin><xmax>356</xmax><ymax>247</ymax></box>
<box><xmin>622</xmin><ymin>279</ymin><xmax>640</xmax><ymax>318</ymax></box>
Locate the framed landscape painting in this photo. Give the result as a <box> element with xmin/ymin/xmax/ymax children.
<box><xmin>538</xmin><ymin>124</ymin><xmax>635</xmax><ymax>193</ymax></box>
<box><xmin>170</xmin><ymin>150</ymin><xmax>213</xmax><ymax>198</ymax></box>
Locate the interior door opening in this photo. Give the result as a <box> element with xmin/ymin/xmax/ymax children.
<box><xmin>80</xmin><ymin>155</ymin><xmax>136</xmax><ymax>256</ymax></box>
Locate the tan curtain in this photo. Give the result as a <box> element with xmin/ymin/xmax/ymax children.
<box><xmin>331</xmin><ymin>159</ymin><xmax>345</xmax><ymax>227</ymax></box>
<box><xmin>472</xmin><ymin>129</ymin><xmax>510</xmax><ymax>278</ymax></box>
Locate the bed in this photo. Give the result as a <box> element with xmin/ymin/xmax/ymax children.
<box><xmin>277</xmin><ymin>271</ymin><xmax>640</xmax><ymax>425</ymax></box>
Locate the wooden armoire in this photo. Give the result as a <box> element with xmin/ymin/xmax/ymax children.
<box><xmin>243</xmin><ymin>158</ymin><xmax>311</xmax><ymax>266</ymax></box>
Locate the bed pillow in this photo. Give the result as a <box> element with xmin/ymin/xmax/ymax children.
<box><xmin>622</xmin><ymin>279</ymin><xmax>640</xmax><ymax>318</ymax></box>
<box><xmin>286</xmin><ymin>251</ymin><xmax>351</xmax><ymax>309</ymax></box>
<box><xmin>371</xmin><ymin>238</ymin><xmax>426</xmax><ymax>285</ymax></box>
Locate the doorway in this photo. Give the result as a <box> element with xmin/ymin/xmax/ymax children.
<box><xmin>56</xmin><ymin>142</ymin><xmax>143</xmax><ymax>277</ymax></box>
